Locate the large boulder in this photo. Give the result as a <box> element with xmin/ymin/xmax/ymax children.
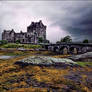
<box><xmin>15</xmin><ymin>56</ymin><xmax>76</xmax><ymax>67</ymax></box>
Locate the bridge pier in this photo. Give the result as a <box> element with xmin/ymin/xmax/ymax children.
<box><xmin>62</xmin><ymin>47</ymin><xmax>68</xmax><ymax>55</ymax></box>
<box><xmin>69</xmin><ymin>47</ymin><xmax>78</xmax><ymax>54</ymax></box>
<box><xmin>73</xmin><ymin>48</ymin><xmax>78</xmax><ymax>54</ymax></box>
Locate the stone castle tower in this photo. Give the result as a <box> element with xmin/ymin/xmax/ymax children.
<box><xmin>2</xmin><ymin>20</ymin><xmax>46</xmax><ymax>44</ymax></box>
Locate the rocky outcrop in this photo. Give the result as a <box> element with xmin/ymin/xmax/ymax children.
<box><xmin>69</xmin><ymin>52</ymin><xmax>92</xmax><ymax>61</ymax></box>
<box><xmin>15</xmin><ymin>56</ymin><xmax>76</xmax><ymax>67</ymax></box>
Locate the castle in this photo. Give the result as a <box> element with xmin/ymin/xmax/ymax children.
<box><xmin>2</xmin><ymin>20</ymin><xmax>46</xmax><ymax>44</ymax></box>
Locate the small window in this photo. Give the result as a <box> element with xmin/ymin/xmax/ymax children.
<box><xmin>23</xmin><ymin>39</ymin><xmax>24</xmax><ymax>42</ymax></box>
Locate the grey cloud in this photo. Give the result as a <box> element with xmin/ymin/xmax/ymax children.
<box><xmin>0</xmin><ymin>1</ymin><xmax>92</xmax><ymax>42</ymax></box>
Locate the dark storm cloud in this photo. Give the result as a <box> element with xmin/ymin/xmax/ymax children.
<box><xmin>51</xmin><ymin>3</ymin><xmax>92</xmax><ymax>41</ymax></box>
<box><xmin>67</xmin><ymin>7</ymin><xmax>92</xmax><ymax>41</ymax></box>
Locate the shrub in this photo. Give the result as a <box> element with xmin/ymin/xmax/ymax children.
<box><xmin>83</xmin><ymin>39</ymin><xmax>89</xmax><ymax>43</ymax></box>
<box><xmin>0</xmin><ymin>40</ymin><xmax>8</xmax><ymax>45</ymax></box>
<box><xmin>16</xmin><ymin>40</ymin><xmax>20</xmax><ymax>44</ymax></box>
<box><xmin>1</xmin><ymin>43</ymin><xmax>42</xmax><ymax>49</ymax></box>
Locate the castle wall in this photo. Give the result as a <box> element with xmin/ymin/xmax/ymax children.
<box><xmin>2</xmin><ymin>29</ymin><xmax>15</xmax><ymax>43</ymax></box>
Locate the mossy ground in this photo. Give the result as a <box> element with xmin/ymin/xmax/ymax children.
<box><xmin>0</xmin><ymin>50</ymin><xmax>92</xmax><ymax>92</ymax></box>
<box><xmin>77</xmin><ymin>61</ymin><xmax>92</xmax><ymax>67</ymax></box>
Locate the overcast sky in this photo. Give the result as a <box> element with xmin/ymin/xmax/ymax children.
<box><xmin>0</xmin><ymin>0</ymin><xmax>92</xmax><ymax>43</ymax></box>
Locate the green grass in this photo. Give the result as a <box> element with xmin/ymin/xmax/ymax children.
<box><xmin>77</xmin><ymin>61</ymin><xmax>92</xmax><ymax>67</ymax></box>
<box><xmin>5</xmin><ymin>51</ymin><xmax>25</xmax><ymax>56</ymax></box>
<box><xmin>0</xmin><ymin>43</ymin><xmax>42</xmax><ymax>49</ymax></box>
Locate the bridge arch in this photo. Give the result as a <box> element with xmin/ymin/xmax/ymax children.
<box><xmin>53</xmin><ymin>46</ymin><xmax>59</xmax><ymax>52</ymax></box>
<box><xmin>69</xmin><ymin>47</ymin><xmax>78</xmax><ymax>54</ymax></box>
<box><xmin>59</xmin><ymin>46</ymin><xmax>68</xmax><ymax>54</ymax></box>
<box><xmin>47</xmin><ymin>46</ymin><xmax>53</xmax><ymax>51</ymax></box>
<box><xmin>81</xmin><ymin>47</ymin><xmax>87</xmax><ymax>53</ymax></box>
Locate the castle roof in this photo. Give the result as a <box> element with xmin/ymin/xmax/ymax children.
<box><xmin>27</xmin><ymin>20</ymin><xmax>46</xmax><ymax>33</ymax></box>
<box><xmin>3</xmin><ymin>29</ymin><xmax>15</xmax><ymax>34</ymax></box>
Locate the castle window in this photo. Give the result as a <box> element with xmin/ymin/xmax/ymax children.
<box><xmin>23</xmin><ymin>39</ymin><xmax>24</xmax><ymax>42</ymax></box>
<box><xmin>28</xmin><ymin>35</ymin><xmax>30</xmax><ymax>37</ymax></box>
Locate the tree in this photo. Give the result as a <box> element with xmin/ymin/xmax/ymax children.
<box><xmin>45</xmin><ymin>40</ymin><xmax>50</xmax><ymax>43</ymax></box>
<box><xmin>16</xmin><ymin>40</ymin><xmax>20</xmax><ymax>44</ymax></box>
<box><xmin>0</xmin><ymin>40</ymin><xmax>8</xmax><ymax>45</ymax></box>
<box><xmin>60</xmin><ymin>35</ymin><xmax>72</xmax><ymax>43</ymax></box>
<box><xmin>83</xmin><ymin>39</ymin><xmax>89</xmax><ymax>43</ymax></box>
<box><xmin>38</xmin><ymin>37</ymin><xmax>43</xmax><ymax>43</ymax></box>
<box><xmin>56</xmin><ymin>41</ymin><xmax>60</xmax><ymax>44</ymax></box>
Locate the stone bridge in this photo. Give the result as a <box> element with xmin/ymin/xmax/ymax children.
<box><xmin>44</xmin><ymin>43</ymin><xmax>92</xmax><ymax>54</ymax></box>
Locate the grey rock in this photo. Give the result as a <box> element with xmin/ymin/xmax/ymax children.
<box><xmin>69</xmin><ymin>52</ymin><xmax>92</xmax><ymax>61</ymax></box>
<box><xmin>17</xmin><ymin>48</ymin><xmax>27</xmax><ymax>51</ymax></box>
<box><xmin>15</xmin><ymin>56</ymin><xmax>76</xmax><ymax>66</ymax></box>
<box><xmin>0</xmin><ymin>55</ymin><xmax>15</xmax><ymax>59</ymax></box>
